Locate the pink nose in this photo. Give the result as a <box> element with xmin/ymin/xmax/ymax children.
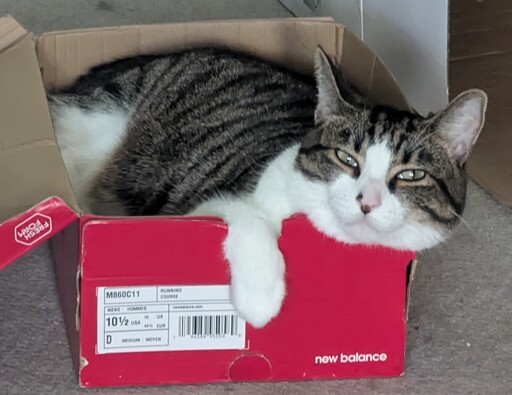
<box><xmin>356</xmin><ymin>181</ymin><xmax>383</xmax><ymax>215</ymax></box>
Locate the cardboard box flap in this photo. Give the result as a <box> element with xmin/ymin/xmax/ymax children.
<box><xmin>0</xmin><ymin>19</ymin><xmax>79</xmax><ymax>223</ymax></box>
<box><xmin>36</xmin><ymin>18</ymin><xmax>338</xmax><ymax>91</ymax></box>
<box><xmin>35</xmin><ymin>18</ymin><xmax>408</xmax><ymax>110</ymax></box>
<box><xmin>0</xmin><ymin>197</ymin><xmax>78</xmax><ymax>271</ymax></box>
<box><xmin>338</xmin><ymin>28</ymin><xmax>409</xmax><ymax>111</ymax></box>
<box><xmin>0</xmin><ymin>15</ymin><xmax>27</xmax><ymax>53</ymax></box>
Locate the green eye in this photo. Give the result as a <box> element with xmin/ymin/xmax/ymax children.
<box><xmin>396</xmin><ymin>169</ymin><xmax>426</xmax><ymax>181</ymax></box>
<box><xmin>336</xmin><ymin>150</ymin><xmax>359</xmax><ymax>168</ymax></box>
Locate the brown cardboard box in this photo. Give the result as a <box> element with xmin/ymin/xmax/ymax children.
<box><xmin>450</xmin><ymin>0</ymin><xmax>512</xmax><ymax>205</ymax></box>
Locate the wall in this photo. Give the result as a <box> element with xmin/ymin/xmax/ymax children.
<box><xmin>280</xmin><ymin>0</ymin><xmax>449</xmax><ymax>115</ymax></box>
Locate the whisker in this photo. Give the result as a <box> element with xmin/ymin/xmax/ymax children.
<box><xmin>446</xmin><ymin>207</ymin><xmax>479</xmax><ymax>240</ymax></box>
<box><xmin>405</xmin><ymin>220</ymin><xmax>445</xmax><ymax>245</ymax></box>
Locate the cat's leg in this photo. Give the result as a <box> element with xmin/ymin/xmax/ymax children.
<box><xmin>190</xmin><ymin>198</ymin><xmax>286</xmax><ymax>328</ymax></box>
<box><xmin>224</xmin><ymin>208</ymin><xmax>286</xmax><ymax>328</ymax></box>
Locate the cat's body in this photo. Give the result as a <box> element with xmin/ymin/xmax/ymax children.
<box><xmin>50</xmin><ymin>49</ymin><xmax>317</xmax><ymax>216</ymax></box>
<box><xmin>49</xmin><ymin>47</ymin><xmax>487</xmax><ymax>328</ymax></box>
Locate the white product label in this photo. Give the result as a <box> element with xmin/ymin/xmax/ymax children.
<box><xmin>97</xmin><ymin>285</ymin><xmax>246</xmax><ymax>354</ymax></box>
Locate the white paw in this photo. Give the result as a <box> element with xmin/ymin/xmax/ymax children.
<box><xmin>231</xmin><ymin>264</ymin><xmax>286</xmax><ymax>329</ymax></box>
<box><xmin>224</xmin><ymin>222</ymin><xmax>286</xmax><ymax>328</ymax></box>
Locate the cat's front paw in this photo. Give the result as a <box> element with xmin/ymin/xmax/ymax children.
<box><xmin>224</xmin><ymin>223</ymin><xmax>286</xmax><ymax>328</ymax></box>
<box><xmin>231</xmin><ymin>267</ymin><xmax>285</xmax><ymax>329</ymax></box>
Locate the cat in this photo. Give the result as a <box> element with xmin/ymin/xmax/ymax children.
<box><xmin>48</xmin><ymin>46</ymin><xmax>487</xmax><ymax>328</ymax></box>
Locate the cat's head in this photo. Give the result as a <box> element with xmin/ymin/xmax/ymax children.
<box><xmin>295</xmin><ymin>48</ymin><xmax>487</xmax><ymax>251</ymax></box>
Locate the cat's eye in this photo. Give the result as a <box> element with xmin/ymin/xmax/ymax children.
<box><xmin>336</xmin><ymin>149</ymin><xmax>359</xmax><ymax>168</ymax></box>
<box><xmin>396</xmin><ymin>169</ymin><xmax>426</xmax><ymax>181</ymax></box>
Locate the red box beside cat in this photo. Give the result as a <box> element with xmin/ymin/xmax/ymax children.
<box><xmin>0</xmin><ymin>17</ymin><xmax>416</xmax><ymax>388</ymax></box>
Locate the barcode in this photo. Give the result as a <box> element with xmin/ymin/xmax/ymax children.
<box><xmin>178</xmin><ymin>315</ymin><xmax>239</xmax><ymax>337</ymax></box>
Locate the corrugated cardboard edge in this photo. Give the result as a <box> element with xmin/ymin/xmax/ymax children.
<box><xmin>37</xmin><ymin>16</ymin><xmax>335</xmax><ymax>37</ymax></box>
<box><xmin>0</xmin><ymin>15</ymin><xmax>28</xmax><ymax>53</ymax></box>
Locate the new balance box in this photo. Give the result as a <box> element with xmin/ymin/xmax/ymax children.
<box><xmin>0</xmin><ymin>16</ymin><xmax>417</xmax><ymax>388</ymax></box>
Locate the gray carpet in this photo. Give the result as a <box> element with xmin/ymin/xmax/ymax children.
<box><xmin>1</xmin><ymin>1</ymin><xmax>511</xmax><ymax>394</ymax></box>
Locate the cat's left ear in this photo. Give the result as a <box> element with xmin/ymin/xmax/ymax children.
<box><xmin>432</xmin><ymin>89</ymin><xmax>488</xmax><ymax>164</ymax></box>
<box><xmin>314</xmin><ymin>47</ymin><xmax>356</xmax><ymax>124</ymax></box>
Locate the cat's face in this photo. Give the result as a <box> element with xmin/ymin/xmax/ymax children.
<box><xmin>295</xmin><ymin>49</ymin><xmax>487</xmax><ymax>251</ymax></box>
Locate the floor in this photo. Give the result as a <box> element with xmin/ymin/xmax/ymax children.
<box><xmin>1</xmin><ymin>1</ymin><xmax>511</xmax><ymax>394</ymax></box>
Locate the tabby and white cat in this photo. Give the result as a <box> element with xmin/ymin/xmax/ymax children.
<box><xmin>49</xmin><ymin>47</ymin><xmax>487</xmax><ymax>328</ymax></box>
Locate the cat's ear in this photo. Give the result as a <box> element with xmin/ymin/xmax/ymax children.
<box><xmin>431</xmin><ymin>89</ymin><xmax>487</xmax><ymax>164</ymax></box>
<box><xmin>314</xmin><ymin>47</ymin><xmax>355</xmax><ymax>124</ymax></box>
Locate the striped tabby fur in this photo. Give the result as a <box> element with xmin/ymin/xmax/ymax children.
<box><xmin>50</xmin><ymin>48</ymin><xmax>317</xmax><ymax>215</ymax></box>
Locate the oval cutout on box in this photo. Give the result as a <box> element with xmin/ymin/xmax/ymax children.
<box><xmin>228</xmin><ymin>353</ymin><xmax>272</xmax><ymax>381</ymax></box>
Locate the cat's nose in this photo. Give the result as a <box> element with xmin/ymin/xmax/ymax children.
<box><xmin>360</xmin><ymin>202</ymin><xmax>372</xmax><ymax>215</ymax></box>
<box><xmin>356</xmin><ymin>193</ymin><xmax>376</xmax><ymax>214</ymax></box>
<box><xmin>356</xmin><ymin>181</ymin><xmax>383</xmax><ymax>214</ymax></box>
